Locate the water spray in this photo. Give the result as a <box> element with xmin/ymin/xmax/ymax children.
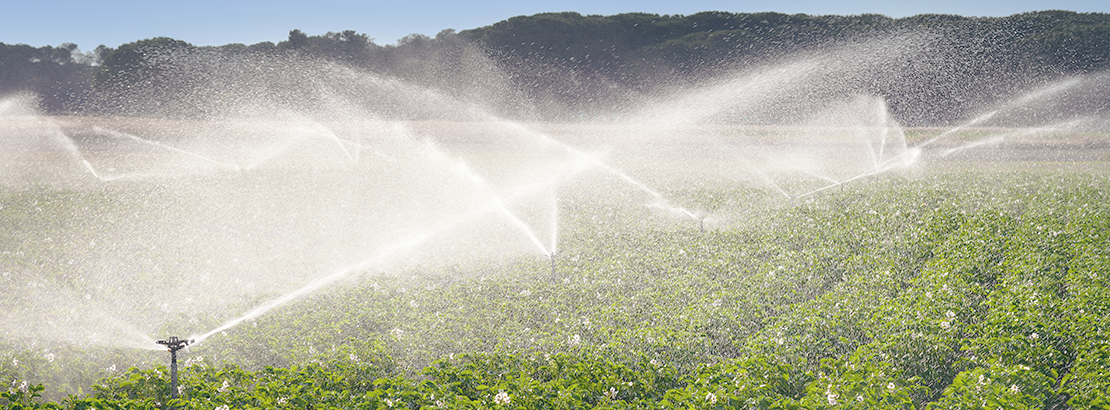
<box><xmin>189</xmin><ymin>174</ymin><xmax>577</xmax><ymax>344</ymax></box>
<box><xmin>93</xmin><ymin>126</ymin><xmax>241</xmax><ymax>172</ymax></box>
<box><xmin>155</xmin><ymin>336</ymin><xmax>194</xmax><ymax>402</ymax></box>
<box><xmin>550</xmin><ymin>251</ymin><xmax>557</xmax><ymax>282</ymax></box>
<box><xmin>499</xmin><ymin>120</ymin><xmax>705</xmax><ymax>228</ymax></box>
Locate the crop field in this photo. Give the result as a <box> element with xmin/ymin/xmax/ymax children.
<box><xmin>7</xmin><ymin>12</ymin><xmax>1110</xmax><ymax>407</ymax></box>
<box><xmin>1</xmin><ymin>114</ymin><xmax>1109</xmax><ymax>409</ymax></box>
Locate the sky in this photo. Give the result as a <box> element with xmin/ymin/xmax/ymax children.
<box><xmin>3</xmin><ymin>0</ymin><xmax>1108</xmax><ymax>51</ymax></box>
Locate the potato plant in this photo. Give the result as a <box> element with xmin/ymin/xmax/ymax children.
<box><xmin>4</xmin><ymin>170</ymin><xmax>1110</xmax><ymax>408</ymax></box>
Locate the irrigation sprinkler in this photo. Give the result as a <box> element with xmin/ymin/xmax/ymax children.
<box><xmin>156</xmin><ymin>336</ymin><xmax>194</xmax><ymax>402</ymax></box>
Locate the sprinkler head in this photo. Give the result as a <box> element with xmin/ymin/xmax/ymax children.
<box><xmin>156</xmin><ymin>336</ymin><xmax>194</xmax><ymax>353</ymax></box>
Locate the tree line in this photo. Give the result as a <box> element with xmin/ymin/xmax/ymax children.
<box><xmin>1</xmin><ymin>10</ymin><xmax>1108</xmax><ymax>124</ymax></box>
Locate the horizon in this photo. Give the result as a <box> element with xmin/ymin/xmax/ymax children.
<box><xmin>3</xmin><ymin>0</ymin><xmax>1108</xmax><ymax>51</ymax></box>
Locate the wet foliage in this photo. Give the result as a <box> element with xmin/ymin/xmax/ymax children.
<box><xmin>4</xmin><ymin>170</ymin><xmax>1110</xmax><ymax>408</ymax></box>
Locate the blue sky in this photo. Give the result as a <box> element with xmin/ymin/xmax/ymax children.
<box><xmin>4</xmin><ymin>0</ymin><xmax>1108</xmax><ymax>51</ymax></box>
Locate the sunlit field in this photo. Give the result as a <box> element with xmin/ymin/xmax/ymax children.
<box><xmin>2</xmin><ymin>109</ymin><xmax>1109</xmax><ymax>408</ymax></box>
<box><xmin>3</xmin><ymin>33</ymin><xmax>1110</xmax><ymax>407</ymax></box>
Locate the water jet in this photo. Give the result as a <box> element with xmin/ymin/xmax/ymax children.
<box><xmin>550</xmin><ymin>251</ymin><xmax>557</xmax><ymax>282</ymax></box>
<box><xmin>3</xmin><ymin>32</ymin><xmax>1109</xmax><ymax>404</ymax></box>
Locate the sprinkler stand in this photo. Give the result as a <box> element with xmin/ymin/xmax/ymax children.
<box><xmin>156</xmin><ymin>336</ymin><xmax>194</xmax><ymax>402</ymax></box>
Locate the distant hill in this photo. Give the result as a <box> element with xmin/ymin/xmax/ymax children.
<box><xmin>460</xmin><ymin>11</ymin><xmax>1110</xmax><ymax>72</ymax></box>
<box><xmin>456</xmin><ymin>11</ymin><xmax>1110</xmax><ymax>124</ymax></box>
<box><xmin>1</xmin><ymin>10</ymin><xmax>1107</xmax><ymax>124</ymax></box>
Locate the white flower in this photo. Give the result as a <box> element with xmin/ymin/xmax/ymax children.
<box><xmin>605</xmin><ymin>387</ymin><xmax>618</xmax><ymax>399</ymax></box>
<box><xmin>940</xmin><ymin>321</ymin><xmax>951</xmax><ymax>329</ymax></box>
<box><xmin>1010</xmin><ymin>384</ymin><xmax>1021</xmax><ymax>394</ymax></box>
<box><xmin>1030</xmin><ymin>332</ymin><xmax>1039</xmax><ymax>340</ymax></box>
<box><xmin>19</xmin><ymin>380</ymin><xmax>28</xmax><ymax>393</ymax></box>
<box><xmin>826</xmin><ymin>385</ymin><xmax>838</xmax><ymax>406</ymax></box>
<box><xmin>706</xmin><ymin>392</ymin><xmax>717</xmax><ymax>404</ymax></box>
<box><xmin>494</xmin><ymin>391</ymin><xmax>511</xmax><ymax>405</ymax></box>
<box><xmin>184</xmin><ymin>356</ymin><xmax>206</xmax><ymax>368</ymax></box>
<box><xmin>215</xmin><ymin>405</ymin><xmax>229</xmax><ymax>410</ymax></box>
<box><xmin>568</xmin><ymin>334</ymin><xmax>581</xmax><ymax>347</ymax></box>
<box><xmin>218</xmin><ymin>380</ymin><xmax>230</xmax><ymax>393</ymax></box>
<box><xmin>391</xmin><ymin>328</ymin><xmax>404</xmax><ymax>338</ymax></box>
<box><xmin>945</xmin><ymin>310</ymin><xmax>955</xmax><ymax>318</ymax></box>
<box><xmin>887</xmin><ymin>382</ymin><xmax>896</xmax><ymax>390</ymax></box>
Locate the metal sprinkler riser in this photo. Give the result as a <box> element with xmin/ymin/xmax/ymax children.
<box><xmin>156</xmin><ymin>336</ymin><xmax>194</xmax><ymax>402</ymax></box>
<box><xmin>156</xmin><ymin>336</ymin><xmax>194</xmax><ymax>353</ymax></box>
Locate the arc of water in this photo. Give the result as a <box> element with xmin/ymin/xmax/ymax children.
<box><xmin>874</xmin><ymin>99</ymin><xmax>895</xmax><ymax>169</ymax></box>
<box><xmin>941</xmin><ymin>119</ymin><xmax>1086</xmax><ymax>157</ymax></box>
<box><xmin>915</xmin><ymin>110</ymin><xmax>1001</xmax><ymax>149</ymax></box>
<box><xmin>320</xmin><ymin>70</ymin><xmax>704</xmax><ymax>226</ymax></box>
<box><xmin>80</xmin><ymin>160</ymin><xmax>103</xmax><ymax>181</ymax></box>
<box><xmin>759</xmin><ymin>172</ymin><xmax>793</xmax><ymax>199</ymax></box>
<box><xmin>36</xmin><ymin>121</ymin><xmax>105</xmax><ymax>181</ymax></box>
<box><xmin>876</xmin><ymin>127</ymin><xmax>888</xmax><ymax>169</ymax></box>
<box><xmin>800</xmin><ymin>168</ymin><xmax>840</xmax><ymax>185</ymax></box>
<box><xmin>186</xmin><ymin>153</ymin><xmax>587</xmax><ymax>347</ymax></box>
<box><xmin>422</xmin><ymin>142</ymin><xmax>555</xmax><ymax>255</ymax></box>
<box><xmin>784</xmin><ymin>82</ymin><xmax>1083</xmax><ymax>199</ymax></box>
<box><xmin>916</xmin><ymin>76</ymin><xmax>1087</xmax><ymax>150</ymax></box>
<box><xmin>93</xmin><ymin>126</ymin><xmax>241</xmax><ymax>172</ymax></box>
<box><xmin>307</xmin><ymin>123</ymin><xmax>360</xmax><ymax>164</ymax></box>
<box><xmin>597</xmin><ymin>159</ymin><xmax>700</xmax><ymax>220</ymax></box>
<box><xmin>191</xmin><ymin>231</ymin><xmax>434</xmax><ymax>344</ymax></box>
<box><xmin>495</xmin><ymin>121</ymin><xmax>704</xmax><ymax>223</ymax></box>
<box><xmin>791</xmin><ymin>88</ymin><xmax>1077</xmax><ymax>195</ymax></box>
<box><xmin>548</xmin><ymin>186</ymin><xmax>559</xmax><ymax>255</ymax></box>
<box><xmin>940</xmin><ymin>136</ymin><xmax>1005</xmax><ymax>157</ymax></box>
<box><xmin>492</xmin><ymin>196</ymin><xmax>551</xmax><ymax>255</ymax></box>
<box><xmin>793</xmin><ymin>146</ymin><xmax>922</xmax><ymax>199</ymax></box>
<box><xmin>862</xmin><ymin>126</ymin><xmax>882</xmax><ymax>170</ymax></box>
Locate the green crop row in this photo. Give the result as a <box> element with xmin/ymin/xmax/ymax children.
<box><xmin>4</xmin><ymin>171</ymin><xmax>1110</xmax><ymax>408</ymax></box>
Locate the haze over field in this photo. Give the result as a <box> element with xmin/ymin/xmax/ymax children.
<box><xmin>3</xmin><ymin>10</ymin><xmax>1110</xmax><ymax>127</ymax></box>
<box><xmin>2</xmin><ymin>6</ymin><xmax>1110</xmax><ymax>409</ymax></box>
